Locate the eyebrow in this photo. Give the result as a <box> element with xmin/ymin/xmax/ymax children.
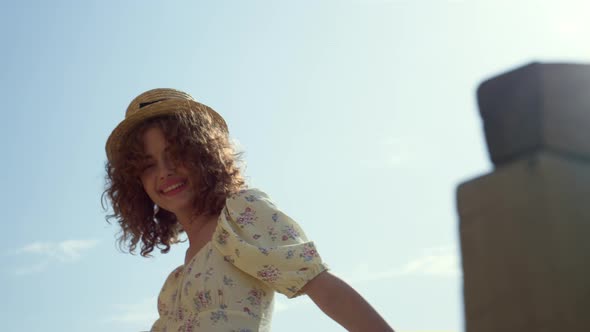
<box><xmin>143</xmin><ymin>146</ymin><xmax>171</xmax><ymax>159</ymax></box>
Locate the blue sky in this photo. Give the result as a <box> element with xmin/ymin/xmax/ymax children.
<box><xmin>1</xmin><ymin>1</ymin><xmax>588</xmax><ymax>331</ymax></box>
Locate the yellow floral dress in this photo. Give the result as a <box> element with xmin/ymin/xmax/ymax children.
<box><xmin>150</xmin><ymin>188</ymin><xmax>328</xmax><ymax>332</ymax></box>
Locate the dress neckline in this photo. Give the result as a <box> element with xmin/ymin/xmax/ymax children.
<box><xmin>182</xmin><ymin>241</ymin><xmax>212</xmax><ymax>269</ymax></box>
<box><xmin>182</xmin><ymin>209</ymin><xmax>224</xmax><ymax>268</ymax></box>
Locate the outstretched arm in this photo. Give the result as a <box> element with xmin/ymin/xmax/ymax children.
<box><xmin>301</xmin><ymin>271</ymin><xmax>395</xmax><ymax>332</ymax></box>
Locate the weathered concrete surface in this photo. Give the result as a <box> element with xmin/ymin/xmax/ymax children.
<box><xmin>457</xmin><ymin>151</ymin><xmax>590</xmax><ymax>332</ymax></box>
<box><xmin>477</xmin><ymin>62</ymin><xmax>590</xmax><ymax>166</ymax></box>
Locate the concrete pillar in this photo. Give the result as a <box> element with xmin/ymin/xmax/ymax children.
<box><xmin>457</xmin><ymin>63</ymin><xmax>590</xmax><ymax>332</ymax></box>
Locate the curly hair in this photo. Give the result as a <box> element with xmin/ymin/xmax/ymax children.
<box><xmin>103</xmin><ymin>111</ymin><xmax>245</xmax><ymax>257</ymax></box>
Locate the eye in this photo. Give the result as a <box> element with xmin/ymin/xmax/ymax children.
<box><xmin>140</xmin><ymin>160</ymin><xmax>156</xmax><ymax>173</ymax></box>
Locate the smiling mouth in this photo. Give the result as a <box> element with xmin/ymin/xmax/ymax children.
<box><xmin>161</xmin><ymin>181</ymin><xmax>187</xmax><ymax>194</ymax></box>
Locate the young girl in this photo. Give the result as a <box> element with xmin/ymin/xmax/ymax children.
<box><xmin>104</xmin><ymin>88</ymin><xmax>394</xmax><ymax>332</ymax></box>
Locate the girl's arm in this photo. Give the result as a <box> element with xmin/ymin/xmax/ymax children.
<box><xmin>301</xmin><ymin>271</ymin><xmax>395</xmax><ymax>332</ymax></box>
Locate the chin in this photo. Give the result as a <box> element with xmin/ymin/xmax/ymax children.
<box><xmin>163</xmin><ymin>199</ymin><xmax>195</xmax><ymax>216</ymax></box>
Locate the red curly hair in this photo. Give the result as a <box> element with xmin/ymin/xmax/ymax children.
<box><xmin>103</xmin><ymin>112</ymin><xmax>245</xmax><ymax>257</ymax></box>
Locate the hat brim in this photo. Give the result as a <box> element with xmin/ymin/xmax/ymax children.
<box><xmin>105</xmin><ymin>98</ymin><xmax>227</xmax><ymax>162</ymax></box>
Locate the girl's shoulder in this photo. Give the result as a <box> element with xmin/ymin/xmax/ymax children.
<box><xmin>228</xmin><ymin>187</ymin><xmax>271</xmax><ymax>202</ymax></box>
<box><xmin>223</xmin><ymin>187</ymin><xmax>281</xmax><ymax>229</ymax></box>
<box><xmin>215</xmin><ymin>187</ymin><xmax>327</xmax><ymax>299</ymax></box>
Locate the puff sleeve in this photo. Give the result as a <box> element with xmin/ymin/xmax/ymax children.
<box><xmin>213</xmin><ymin>188</ymin><xmax>328</xmax><ymax>298</ymax></box>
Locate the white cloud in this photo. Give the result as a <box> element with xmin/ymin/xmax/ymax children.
<box><xmin>398</xmin><ymin>246</ymin><xmax>461</xmax><ymax>277</ymax></box>
<box><xmin>274</xmin><ymin>294</ymin><xmax>313</xmax><ymax>314</ymax></box>
<box><xmin>275</xmin><ymin>247</ymin><xmax>461</xmax><ymax>315</ymax></box>
<box><xmin>10</xmin><ymin>239</ymin><xmax>99</xmax><ymax>275</ymax></box>
<box><xmin>103</xmin><ymin>297</ymin><xmax>158</xmax><ymax>330</ymax></box>
<box><xmin>17</xmin><ymin>239</ymin><xmax>99</xmax><ymax>262</ymax></box>
<box><xmin>57</xmin><ymin>239</ymin><xmax>100</xmax><ymax>261</ymax></box>
<box><xmin>343</xmin><ymin>246</ymin><xmax>461</xmax><ymax>283</ymax></box>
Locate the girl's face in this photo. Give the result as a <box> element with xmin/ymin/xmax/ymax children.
<box><xmin>139</xmin><ymin>126</ymin><xmax>197</xmax><ymax>217</ymax></box>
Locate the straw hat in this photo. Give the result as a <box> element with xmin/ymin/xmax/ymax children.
<box><xmin>105</xmin><ymin>88</ymin><xmax>228</xmax><ymax>162</ymax></box>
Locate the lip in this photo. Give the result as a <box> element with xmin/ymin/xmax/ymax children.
<box><xmin>159</xmin><ymin>178</ymin><xmax>189</xmax><ymax>195</ymax></box>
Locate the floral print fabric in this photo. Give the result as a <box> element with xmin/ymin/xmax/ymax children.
<box><xmin>150</xmin><ymin>188</ymin><xmax>328</xmax><ymax>332</ymax></box>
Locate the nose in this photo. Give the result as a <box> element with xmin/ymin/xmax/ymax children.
<box><xmin>158</xmin><ymin>155</ymin><xmax>176</xmax><ymax>179</ymax></box>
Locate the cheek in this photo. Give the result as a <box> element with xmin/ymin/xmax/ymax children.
<box><xmin>139</xmin><ymin>175</ymin><xmax>156</xmax><ymax>198</ymax></box>
<box><xmin>179</xmin><ymin>166</ymin><xmax>197</xmax><ymax>180</ymax></box>
<box><xmin>139</xmin><ymin>174</ymin><xmax>148</xmax><ymax>189</ymax></box>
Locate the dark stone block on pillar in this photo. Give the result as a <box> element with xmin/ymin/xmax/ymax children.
<box><xmin>477</xmin><ymin>62</ymin><xmax>590</xmax><ymax>166</ymax></box>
